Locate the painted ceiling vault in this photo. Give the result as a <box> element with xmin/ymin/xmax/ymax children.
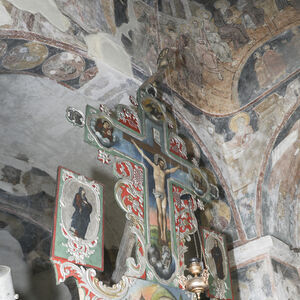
<box><xmin>0</xmin><ymin>0</ymin><xmax>299</xmax><ymax>299</ymax></box>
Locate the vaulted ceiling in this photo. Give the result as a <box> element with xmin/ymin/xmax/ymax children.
<box><xmin>0</xmin><ymin>0</ymin><xmax>299</xmax><ymax>283</ymax></box>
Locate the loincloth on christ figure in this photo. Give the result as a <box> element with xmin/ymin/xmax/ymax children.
<box><xmin>153</xmin><ymin>189</ymin><xmax>166</xmax><ymax>199</ymax></box>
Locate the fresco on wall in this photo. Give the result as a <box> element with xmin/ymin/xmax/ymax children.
<box><xmin>145</xmin><ymin>1</ymin><xmax>299</xmax><ymax>114</ymax></box>
<box><xmin>230</xmin><ymin>260</ymin><xmax>273</xmax><ymax>300</ymax></box>
<box><xmin>130</xmin><ymin>1</ymin><xmax>159</xmax><ymax>74</ymax></box>
<box><xmin>208</xmin><ymin>76</ymin><xmax>300</xmax><ymax>240</ymax></box>
<box><xmin>29</xmin><ymin>0</ymin><xmax>294</xmax><ymax>114</ymax></box>
<box><xmin>238</xmin><ymin>26</ymin><xmax>300</xmax><ymax>107</ymax></box>
<box><xmin>272</xmin><ymin>259</ymin><xmax>300</xmax><ymax>299</ymax></box>
<box><xmin>55</xmin><ymin>0</ymin><xmax>111</xmax><ymax>34</ymax></box>
<box><xmin>262</xmin><ymin>106</ymin><xmax>300</xmax><ymax>246</ymax></box>
<box><xmin>216</xmin><ymin>111</ymin><xmax>258</xmax><ymax>239</ymax></box>
<box><xmin>1</xmin><ymin>0</ymin><xmax>299</xmax><ymax>115</ymax></box>
<box><xmin>0</xmin><ymin>37</ymin><xmax>97</xmax><ymax>89</ymax></box>
<box><xmin>222</xmin><ymin>111</ymin><xmax>256</xmax><ymax>192</ymax></box>
<box><xmin>200</xmin><ymin>197</ymin><xmax>239</xmax><ymax>244</ymax></box>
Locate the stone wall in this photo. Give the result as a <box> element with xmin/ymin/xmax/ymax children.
<box><xmin>0</xmin><ymin>153</ymin><xmax>74</xmax><ymax>299</ymax></box>
<box><xmin>229</xmin><ymin>236</ymin><xmax>300</xmax><ymax>300</ymax></box>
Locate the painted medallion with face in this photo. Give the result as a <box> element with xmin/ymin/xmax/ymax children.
<box><xmin>2</xmin><ymin>42</ymin><xmax>48</xmax><ymax>70</ymax></box>
<box><xmin>42</xmin><ymin>52</ymin><xmax>85</xmax><ymax>81</ymax></box>
<box><xmin>90</xmin><ymin>117</ymin><xmax>118</xmax><ymax>147</ymax></box>
<box><xmin>142</xmin><ymin>98</ymin><xmax>165</xmax><ymax>122</ymax></box>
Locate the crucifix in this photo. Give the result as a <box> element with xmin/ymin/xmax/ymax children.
<box><xmin>110</xmin><ymin>106</ymin><xmax>191</xmax><ymax>281</ymax></box>
<box><xmin>81</xmin><ymin>85</ymin><xmax>217</xmax><ymax>286</ymax></box>
<box><xmin>132</xmin><ymin>138</ymin><xmax>180</xmax><ymax>244</ymax></box>
<box><xmin>123</xmin><ymin>131</ymin><xmax>188</xmax><ymax>243</ymax></box>
<box><xmin>50</xmin><ymin>50</ymin><xmax>228</xmax><ymax>300</ymax></box>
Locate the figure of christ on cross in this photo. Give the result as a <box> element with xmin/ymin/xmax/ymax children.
<box><xmin>132</xmin><ymin>139</ymin><xmax>180</xmax><ymax>244</ymax></box>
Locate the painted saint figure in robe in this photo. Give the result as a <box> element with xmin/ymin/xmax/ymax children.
<box><xmin>91</xmin><ymin>118</ymin><xmax>118</xmax><ymax>147</ymax></box>
<box><xmin>253</xmin><ymin>44</ymin><xmax>286</xmax><ymax>89</ymax></box>
<box><xmin>262</xmin><ymin>44</ymin><xmax>285</xmax><ymax>81</ymax></box>
<box><xmin>70</xmin><ymin>187</ymin><xmax>93</xmax><ymax>239</ymax></box>
<box><xmin>192</xmin><ymin>19</ymin><xmax>223</xmax><ymax>80</ymax></box>
<box><xmin>254</xmin><ymin>51</ymin><xmax>270</xmax><ymax>88</ymax></box>
<box><xmin>211</xmin><ymin>239</ymin><xmax>225</xmax><ymax>280</ymax></box>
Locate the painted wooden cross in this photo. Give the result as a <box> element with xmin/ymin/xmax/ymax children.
<box><xmin>83</xmin><ymin>83</ymin><xmax>218</xmax><ymax>285</ymax></box>
<box><xmin>50</xmin><ymin>51</ymin><xmax>235</xmax><ymax>299</ymax></box>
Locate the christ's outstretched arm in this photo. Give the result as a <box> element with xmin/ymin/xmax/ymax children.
<box><xmin>131</xmin><ymin>139</ymin><xmax>155</xmax><ymax>167</ymax></box>
<box><xmin>165</xmin><ymin>165</ymin><xmax>180</xmax><ymax>174</ymax></box>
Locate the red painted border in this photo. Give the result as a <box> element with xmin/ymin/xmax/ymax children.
<box><xmin>0</xmin><ymin>30</ymin><xmax>88</xmax><ymax>57</ymax></box>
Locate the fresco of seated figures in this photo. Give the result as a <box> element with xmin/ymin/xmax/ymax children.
<box><xmin>160</xmin><ymin>6</ymin><xmax>300</xmax><ymax>114</ymax></box>
<box><xmin>237</xmin><ymin>25</ymin><xmax>300</xmax><ymax>108</ymax></box>
<box><xmin>1</xmin><ymin>1</ymin><xmax>299</xmax><ymax>113</ymax></box>
<box><xmin>99</xmin><ymin>0</ymin><xmax>300</xmax><ymax>114</ymax></box>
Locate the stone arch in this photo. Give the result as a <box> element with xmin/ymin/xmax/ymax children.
<box><xmin>175</xmin><ymin>111</ymin><xmax>246</xmax><ymax>246</ymax></box>
<box><xmin>256</xmin><ymin>102</ymin><xmax>299</xmax><ymax>239</ymax></box>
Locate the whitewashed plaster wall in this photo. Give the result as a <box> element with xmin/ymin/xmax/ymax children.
<box><xmin>0</xmin><ymin>71</ymin><xmax>140</xmax><ymax>297</ymax></box>
<box><xmin>0</xmin><ymin>72</ymin><xmax>140</xmax><ymax>250</ymax></box>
